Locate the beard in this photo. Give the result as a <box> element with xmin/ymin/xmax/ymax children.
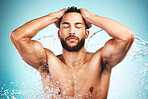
<box><xmin>60</xmin><ymin>36</ymin><xmax>85</xmax><ymax>52</ymax></box>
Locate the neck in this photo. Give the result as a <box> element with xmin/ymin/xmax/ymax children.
<box><xmin>62</xmin><ymin>46</ymin><xmax>86</xmax><ymax>70</ymax></box>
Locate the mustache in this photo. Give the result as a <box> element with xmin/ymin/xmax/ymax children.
<box><xmin>65</xmin><ymin>35</ymin><xmax>79</xmax><ymax>41</ymax></box>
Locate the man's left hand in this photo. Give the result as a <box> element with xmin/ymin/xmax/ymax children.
<box><xmin>80</xmin><ymin>8</ymin><xmax>92</xmax><ymax>28</ymax></box>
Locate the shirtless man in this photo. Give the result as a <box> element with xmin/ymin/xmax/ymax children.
<box><xmin>10</xmin><ymin>7</ymin><xmax>135</xmax><ymax>99</ymax></box>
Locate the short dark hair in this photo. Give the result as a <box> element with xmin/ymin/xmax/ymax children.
<box><xmin>58</xmin><ymin>6</ymin><xmax>89</xmax><ymax>29</ymax></box>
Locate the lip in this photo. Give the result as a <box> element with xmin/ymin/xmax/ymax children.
<box><xmin>67</xmin><ymin>37</ymin><xmax>77</xmax><ymax>41</ymax></box>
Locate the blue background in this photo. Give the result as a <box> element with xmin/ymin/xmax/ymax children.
<box><xmin>0</xmin><ymin>0</ymin><xmax>148</xmax><ymax>98</ymax></box>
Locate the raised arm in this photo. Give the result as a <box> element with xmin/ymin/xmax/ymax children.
<box><xmin>10</xmin><ymin>8</ymin><xmax>67</xmax><ymax>70</ymax></box>
<box><xmin>80</xmin><ymin>8</ymin><xmax>135</xmax><ymax>70</ymax></box>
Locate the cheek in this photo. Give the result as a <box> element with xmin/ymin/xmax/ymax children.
<box><xmin>59</xmin><ymin>31</ymin><xmax>68</xmax><ymax>39</ymax></box>
<box><xmin>77</xmin><ymin>29</ymin><xmax>85</xmax><ymax>36</ymax></box>
<box><xmin>60</xmin><ymin>29</ymin><xmax>69</xmax><ymax>34</ymax></box>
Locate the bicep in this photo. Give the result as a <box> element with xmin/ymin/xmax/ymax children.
<box><xmin>101</xmin><ymin>37</ymin><xmax>134</xmax><ymax>69</ymax></box>
<box><xmin>12</xmin><ymin>38</ymin><xmax>47</xmax><ymax>69</ymax></box>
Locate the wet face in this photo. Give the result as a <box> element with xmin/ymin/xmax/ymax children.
<box><xmin>58</xmin><ymin>12</ymin><xmax>89</xmax><ymax>52</ymax></box>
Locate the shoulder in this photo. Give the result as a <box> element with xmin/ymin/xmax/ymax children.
<box><xmin>85</xmin><ymin>48</ymin><xmax>102</xmax><ymax>65</ymax></box>
<box><xmin>44</xmin><ymin>48</ymin><xmax>58</xmax><ymax>60</ymax></box>
<box><xmin>44</xmin><ymin>48</ymin><xmax>54</xmax><ymax>55</ymax></box>
<box><xmin>88</xmin><ymin>47</ymin><xmax>103</xmax><ymax>61</ymax></box>
<box><xmin>87</xmin><ymin>48</ymin><xmax>111</xmax><ymax>72</ymax></box>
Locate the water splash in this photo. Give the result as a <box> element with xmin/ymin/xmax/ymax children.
<box><xmin>0</xmin><ymin>66</ymin><xmax>44</xmax><ymax>99</ymax></box>
<box><xmin>86</xmin><ymin>29</ymin><xmax>148</xmax><ymax>59</ymax></box>
<box><xmin>129</xmin><ymin>36</ymin><xmax>148</xmax><ymax>60</ymax></box>
<box><xmin>88</xmin><ymin>29</ymin><xmax>104</xmax><ymax>42</ymax></box>
<box><xmin>2</xmin><ymin>29</ymin><xmax>148</xmax><ymax>98</ymax></box>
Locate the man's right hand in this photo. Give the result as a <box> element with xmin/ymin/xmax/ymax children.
<box><xmin>53</xmin><ymin>8</ymin><xmax>67</xmax><ymax>28</ymax></box>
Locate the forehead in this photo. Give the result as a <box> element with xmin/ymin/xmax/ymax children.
<box><xmin>61</xmin><ymin>12</ymin><xmax>84</xmax><ymax>23</ymax></box>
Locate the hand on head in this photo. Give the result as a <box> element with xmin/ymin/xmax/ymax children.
<box><xmin>79</xmin><ymin>8</ymin><xmax>92</xmax><ymax>28</ymax></box>
<box><xmin>54</xmin><ymin>7</ymin><xmax>92</xmax><ymax>29</ymax></box>
<box><xmin>54</xmin><ymin>8</ymin><xmax>67</xmax><ymax>28</ymax></box>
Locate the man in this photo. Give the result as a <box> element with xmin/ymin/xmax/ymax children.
<box><xmin>10</xmin><ymin>7</ymin><xmax>135</xmax><ymax>99</ymax></box>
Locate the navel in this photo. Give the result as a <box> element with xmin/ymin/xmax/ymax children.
<box><xmin>58</xmin><ymin>88</ymin><xmax>61</xmax><ymax>94</ymax></box>
<box><xmin>90</xmin><ymin>87</ymin><xmax>94</xmax><ymax>92</ymax></box>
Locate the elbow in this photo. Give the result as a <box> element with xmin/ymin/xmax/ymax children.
<box><xmin>124</xmin><ymin>31</ymin><xmax>135</xmax><ymax>43</ymax></box>
<box><xmin>128</xmin><ymin>31</ymin><xmax>135</xmax><ymax>43</ymax></box>
<box><xmin>10</xmin><ymin>31</ymin><xmax>21</xmax><ymax>44</ymax></box>
<box><xmin>10</xmin><ymin>31</ymin><xmax>17</xmax><ymax>43</ymax></box>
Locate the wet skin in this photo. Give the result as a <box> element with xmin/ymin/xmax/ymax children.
<box><xmin>38</xmin><ymin>50</ymin><xmax>111</xmax><ymax>99</ymax></box>
<box><xmin>37</xmin><ymin>13</ymin><xmax>111</xmax><ymax>98</ymax></box>
<box><xmin>10</xmin><ymin>8</ymin><xmax>134</xmax><ymax>99</ymax></box>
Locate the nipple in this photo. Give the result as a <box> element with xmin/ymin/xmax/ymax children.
<box><xmin>90</xmin><ymin>87</ymin><xmax>94</xmax><ymax>92</ymax></box>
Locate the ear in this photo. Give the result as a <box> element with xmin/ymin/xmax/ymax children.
<box><xmin>85</xmin><ymin>30</ymin><xmax>89</xmax><ymax>39</ymax></box>
<box><xmin>58</xmin><ymin>30</ymin><xmax>61</xmax><ymax>39</ymax></box>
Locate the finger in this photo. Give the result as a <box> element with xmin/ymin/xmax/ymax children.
<box><xmin>58</xmin><ymin>8</ymin><xmax>67</xmax><ymax>13</ymax></box>
<box><xmin>85</xmin><ymin>20</ymin><xmax>92</xmax><ymax>28</ymax></box>
<box><xmin>56</xmin><ymin>8</ymin><xmax>67</xmax><ymax>19</ymax></box>
<box><xmin>80</xmin><ymin>8</ymin><xmax>87</xmax><ymax>12</ymax></box>
<box><xmin>54</xmin><ymin>21</ymin><xmax>59</xmax><ymax>28</ymax></box>
<box><xmin>79</xmin><ymin>8</ymin><xmax>83</xmax><ymax>13</ymax></box>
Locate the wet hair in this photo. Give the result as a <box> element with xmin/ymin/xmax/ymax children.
<box><xmin>58</xmin><ymin>6</ymin><xmax>89</xmax><ymax>29</ymax></box>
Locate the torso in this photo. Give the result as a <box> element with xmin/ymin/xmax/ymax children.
<box><xmin>38</xmin><ymin>51</ymin><xmax>111</xmax><ymax>99</ymax></box>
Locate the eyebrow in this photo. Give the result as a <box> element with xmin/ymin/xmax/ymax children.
<box><xmin>62</xmin><ymin>22</ymin><xmax>70</xmax><ymax>25</ymax></box>
<box><xmin>75</xmin><ymin>22</ymin><xmax>83</xmax><ymax>25</ymax></box>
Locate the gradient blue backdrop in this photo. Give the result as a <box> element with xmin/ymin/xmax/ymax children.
<box><xmin>0</xmin><ymin>0</ymin><xmax>148</xmax><ymax>98</ymax></box>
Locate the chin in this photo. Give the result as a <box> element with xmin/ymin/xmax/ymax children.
<box><xmin>67</xmin><ymin>42</ymin><xmax>78</xmax><ymax>47</ymax></box>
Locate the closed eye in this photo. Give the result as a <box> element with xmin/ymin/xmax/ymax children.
<box><xmin>63</xmin><ymin>26</ymin><xmax>69</xmax><ymax>29</ymax></box>
<box><xmin>62</xmin><ymin>22</ymin><xmax>70</xmax><ymax>29</ymax></box>
<box><xmin>75</xmin><ymin>23</ymin><xmax>83</xmax><ymax>29</ymax></box>
<box><xmin>76</xmin><ymin>27</ymin><xmax>81</xmax><ymax>29</ymax></box>
<box><xmin>62</xmin><ymin>25</ymin><xmax>69</xmax><ymax>29</ymax></box>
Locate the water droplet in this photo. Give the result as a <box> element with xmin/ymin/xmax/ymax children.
<box><xmin>56</xmin><ymin>81</ymin><xmax>59</xmax><ymax>84</ymax></box>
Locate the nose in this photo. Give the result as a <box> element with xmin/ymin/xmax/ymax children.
<box><xmin>70</xmin><ymin>32</ymin><xmax>75</xmax><ymax>35</ymax></box>
<box><xmin>69</xmin><ymin>27</ymin><xmax>75</xmax><ymax>35</ymax></box>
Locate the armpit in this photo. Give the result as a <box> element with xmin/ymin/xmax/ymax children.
<box><xmin>38</xmin><ymin>64</ymin><xmax>49</xmax><ymax>74</ymax></box>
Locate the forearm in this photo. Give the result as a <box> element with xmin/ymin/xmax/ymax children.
<box><xmin>87</xmin><ymin>13</ymin><xmax>134</xmax><ymax>41</ymax></box>
<box><xmin>11</xmin><ymin>13</ymin><xmax>57</xmax><ymax>40</ymax></box>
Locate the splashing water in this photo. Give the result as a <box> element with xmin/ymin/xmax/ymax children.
<box><xmin>1</xmin><ymin>28</ymin><xmax>148</xmax><ymax>98</ymax></box>
<box><xmin>86</xmin><ymin>29</ymin><xmax>148</xmax><ymax>60</ymax></box>
<box><xmin>130</xmin><ymin>36</ymin><xmax>148</xmax><ymax>60</ymax></box>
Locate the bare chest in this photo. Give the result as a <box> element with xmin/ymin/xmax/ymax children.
<box><xmin>40</xmin><ymin>64</ymin><xmax>106</xmax><ymax>99</ymax></box>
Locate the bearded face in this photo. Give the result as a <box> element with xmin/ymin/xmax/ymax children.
<box><xmin>60</xmin><ymin>35</ymin><xmax>85</xmax><ymax>52</ymax></box>
<box><xmin>58</xmin><ymin>12</ymin><xmax>89</xmax><ymax>52</ymax></box>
